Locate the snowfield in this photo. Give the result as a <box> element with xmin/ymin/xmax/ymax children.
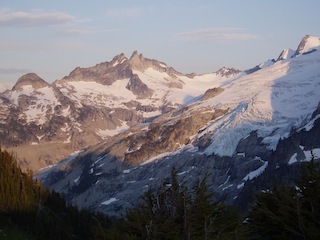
<box><xmin>193</xmin><ymin>50</ymin><xmax>320</xmax><ymax>157</ymax></box>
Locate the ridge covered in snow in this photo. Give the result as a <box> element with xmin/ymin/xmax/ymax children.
<box><xmin>34</xmin><ymin>35</ymin><xmax>320</xmax><ymax>216</ymax></box>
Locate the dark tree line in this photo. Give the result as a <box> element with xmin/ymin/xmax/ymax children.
<box><xmin>120</xmin><ymin>169</ymin><xmax>248</xmax><ymax>240</ymax></box>
<box><xmin>0</xmin><ymin>148</ymin><xmax>113</xmax><ymax>240</ymax></box>
<box><xmin>248</xmin><ymin>156</ymin><xmax>320</xmax><ymax>240</ymax></box>
<box><xmin>1</xmin><ymin>146</ymin><xmax>320</xmax><ymax>239</ymax></box>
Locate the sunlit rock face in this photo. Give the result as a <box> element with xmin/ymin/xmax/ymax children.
<box><xmin>0</xmin><ymin>51</ymin><xmax>239</xmax><ymax>171</ymax></box>
<box><xmin>41</xmin><ymin>36</ymin><xmax>320</xmax><ymax>216</ymax></box>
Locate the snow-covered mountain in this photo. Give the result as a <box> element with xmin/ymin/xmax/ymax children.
<box><xmin>40</xmin><ymin>35</ymin><xmax>320</xmax><ymax>215</ymax></box>
<box><xmin>0</xmin><ymin>51</ymin><xmax>239</xmax><ymax>170</ymax></box>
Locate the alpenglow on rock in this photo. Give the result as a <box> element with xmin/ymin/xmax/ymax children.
<box><xmin>0</xmin><ymin>51</ymin><xmax>240</xmax><ymax>171</ymax></box>
<box><xmin>42</xmin><ymin>35</ymin><xmax>320</xmax><ymax>216</ymax></box>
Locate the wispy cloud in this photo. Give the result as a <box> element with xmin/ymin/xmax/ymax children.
<box><xmin>0</xmin><ymin>67</ymin><xmax>29</xmax><ymax>74</ymax></box>
<box><xmin>62</xmin><ymin>26</ymin><xmax>122</xmax><ymax>36</ymax></box>
<box><xmin>0</xmin><ymin>8</ymin><xmax>75</xmax><ymax>28</ymax></box>
<box><xmin>105</xmin><ymin>6</ymin><xmax>143</xmax><ymax>20</ymax></box>
<box><xmin>176</xmin><ymin>28</ymin><xmax>258</xmax><ymax>41</ymax></box>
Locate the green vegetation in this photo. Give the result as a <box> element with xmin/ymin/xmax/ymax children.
<box><xmin>1</xmin><ymin>147</ymin><xmax>319</xmax><ymax>239</ymax></box>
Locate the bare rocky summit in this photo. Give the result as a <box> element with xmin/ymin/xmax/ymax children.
<box><xmin>41</xmin><ymin>36</ymin><xmax>320</xmax><ymax>216</ymax></box>
<box><xmin>0</xmin><ymin>36</ymin><xmax>319</xmax><ymax>217</ymax></box>
<box><xmin>0</xmin><ymin>51</ymin><xmax>239</xmax><ymax>171</ymax></box>
<box><xmin>12</xmin><ymin>73</ymin><xmax>50</xmax><ymax>91</ymax></box>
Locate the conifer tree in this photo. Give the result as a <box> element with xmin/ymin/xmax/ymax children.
<box><xmin>249</xmin><ymin>154</ymin><xmax>320</xmax><ymax>240</ymax></box>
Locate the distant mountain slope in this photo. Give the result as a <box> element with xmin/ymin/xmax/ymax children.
<box><xmin>0</xmin><ymin>51</ymin><xmax>239</xmax><ymax>171</ymax></box>
<box><xmin>42</xmin><ymin>35</ymin><xmax>320</xmax><ymax>215</ymax></box>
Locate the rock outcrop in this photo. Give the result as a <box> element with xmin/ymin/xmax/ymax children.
<box><xmin>0</xmin><ymin>51</ymin><xmax>238</xmax><ymax>171</ymax></box>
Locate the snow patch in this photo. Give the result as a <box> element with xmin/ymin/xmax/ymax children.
<box><xmin>288</xmin><ymin>148</ymin><xmax>320</xmax><ymax>165</ymax></box>
<box><xmin>96</xmin><ymin>121</ymin><xmax>129</xmax><ymax>139</ymax></box>
<box><xmin>299</xmin><ymin>114</ymin><xmax>320</xmax><ymax>132</ymax></box>
<box><xmin>74</xmin><ymin>175</ymin><xmax>80</xmax><ymax>183</ymax></box>
<box><xmin>288</xmin><ymin>153</ymin><xmax>298</xmax><ymax>165</ymax></box>
<box><xmin>101</xmin><ymin>197</ymin><xmax>118</xmax><ymax>206</ymax></box>
<box><xmin>63</xmin><ymin>136</ymin><xmax>71</xmax><ymax>143</ymax></box>
<box><xmin>36</xmin><ymin>135</ymin><xmax>45</xmax><ymax>141</ymax></box>
<box><xmin>222</xmin><ymin>184</ymin><xmax>233</xmax><ymax>191</ymax></box>
<box><xmin>243</xmin><ymin>161</ymin><xmax>268</xmax><ymax>181</ymax></box>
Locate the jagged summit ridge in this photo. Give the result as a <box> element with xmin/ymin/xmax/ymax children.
<box><xmin>295</xmin><ymin>35</ymin><xmax>320</xmax><ymax>56</ymax></box>
<box><xmin>128</xmin><ymin>51</ymin><xmax>181</xmax><ymax>76</ymax></box>
<box><xmin>1</xmin><ymin>50</ymin><xmax>242</xmax><ymax>171</ymax></box>
<box><xmin>12</xmin><ymin>73</ymin><xmax>50</xmax><ymax>91</ymax></box>
<box><xmin>41</xmin><ymin>36</ymin><xmax>320</xmax><ymax>216</ymax></box>
<box><xmin>277</xmin><ymin>48</ymin><xmax>295</xmax><ymax>61</ymax></box>
<box><xmin>215</xmin><ymin>67</ymin><xmax>241</xmax><ymax>78</ymax></box>
<box><xmin>2</xmin><ymin>35</ymin><xmax>320</xmax><ymax>173</ymax></box>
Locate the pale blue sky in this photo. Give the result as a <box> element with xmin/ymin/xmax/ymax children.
<box><xmin>1</xmin><ymin>0</ymin><xmax>320</xmax><ymax>89</ymax></box>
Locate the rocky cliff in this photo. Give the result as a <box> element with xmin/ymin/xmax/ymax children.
<box><xmin>0</xmin><ymin>52</ymin><xmax>239</xmax><ymax>171</ymax></box>
<box><xmin>41</xmin><ymin>35</ymin><xmax>320</xmax><ymax>215</ymax></box>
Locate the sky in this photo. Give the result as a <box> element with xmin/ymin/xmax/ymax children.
<box><xmin>1</xmin><ymin>0</ymin><xmax>320</xmax><ymax>91</ymax></box>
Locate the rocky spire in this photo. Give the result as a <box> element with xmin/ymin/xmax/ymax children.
<box><xmin>277</xmin><ymin>48</ymin><xmax>295</xmax><ymax>61</ymax></box>
<box><xmin>111</xmin><ymin>53</ymin><xmax>128</xmax><ymax>65</ymax></box>
<box><xmin>128</xmin><ymin>51</ymin><xmax>146</xmax><ymax>70</ymax></box>
<box><xmin>294</xmin><ymin>35</ymin><xmax>320</xmax><ymax>56</ymax></box>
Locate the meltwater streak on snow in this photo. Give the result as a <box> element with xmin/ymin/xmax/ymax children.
<box><xmin>199</xmin><ymin>50</ymin><xmax>320</xmax><ymax>157</ymax></box>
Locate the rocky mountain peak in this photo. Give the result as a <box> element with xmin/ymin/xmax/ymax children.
<box><xmin>277</xmin><ymin>48</ymin><xmax>295</xmax><ymax>61</ymax></box>
<box><xmin>294</xmin><ymin>35</ymin><xmax>320</xmax><ymax>56</ymax></box>
<box><xmin>216</xmin><ymin>67</ymin><xmax>241</xmax><ymax>77</ymax></box>
<box><xmin>12</xmin><ymin>73</ymin><xmax>50</xmax><ymax>91</ymax></box>
<box><xmin>128</xmin><ymin>51</ymin><xmax>147</xmax><ymax>70</ymax></box>
<box><xmin>111</xmin><ymin>53</ymin><xmax>128</xmax><ymax>65</ymax></box>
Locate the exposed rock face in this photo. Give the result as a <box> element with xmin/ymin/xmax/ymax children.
<box><xmin>43</xmin><ymin>107</ymin><xmax>320</xmax><ymax>216</ymax></box>
<box><xmin>294</xmin><ymin>35</ymin><xmax>320</xmax><ymax>56</ymax></box>
<box><xmin>202</xmin><ymin>87</ymin><xmax>224</xmax><ymax>101</ymax></box>
<box><xmin>43</xmin><ymin>104</ymin><xmax>320</xmax><ymax>216</ymax></box>
<box><xmin>126</xmin><ymin>74</ymin><xmax>153</xmax><ymax>98</ymax></box>
<box><xmin>2</xmin><ymin>36</ymin><xmax>320</xmax><ymax>217</ymax></box>
<box><xmin>128</xmin><ymin>51</ymin><xmax>182</xmax><ymax>77</ymax></box>
<box><xmin>12</xmin><ymin>73</ymin><xmax>50</xmax><ymax>91</ymax></box>
<box><xmin>313</xmin><ymin>102</ymin><xmax>320</xmax><ymax>118</ymax></box>
<box><xmin>122</xmin><ymin>108</ymin><xmax>228</xmax><ymax>165</ymax></box>
<box><xmin>0</xmin><ymin>51</ymin><xmax>237</xmax><ymax>171</ymax></box>
<box><xmin>216</xmin><ymin>67</ymin><xmax>241</xmax><ymax>78</ymax></box>
<box><xmin>42</xmin><ymin>36</ymin><xmax>320</xmax><ymax>216</ymax></box>
<box><xmin>277</xmin><ymin>48</ymin><xmax>295</xmax><ymax>61</ymax></box>
<box><xmin>63</xmin><ymin>56</ymin><xmax>131</xmax><ymax>85</ymax></box>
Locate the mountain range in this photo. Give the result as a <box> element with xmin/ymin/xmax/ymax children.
<box><xmin>1</xmin><ymin>35</ymin><xmax>320</xmax><ymax>215</ymax></box>
<box><xmin>0</xmin><ymin>49</ymin><xmax>239</xmax><ymax>170</ymax></box>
